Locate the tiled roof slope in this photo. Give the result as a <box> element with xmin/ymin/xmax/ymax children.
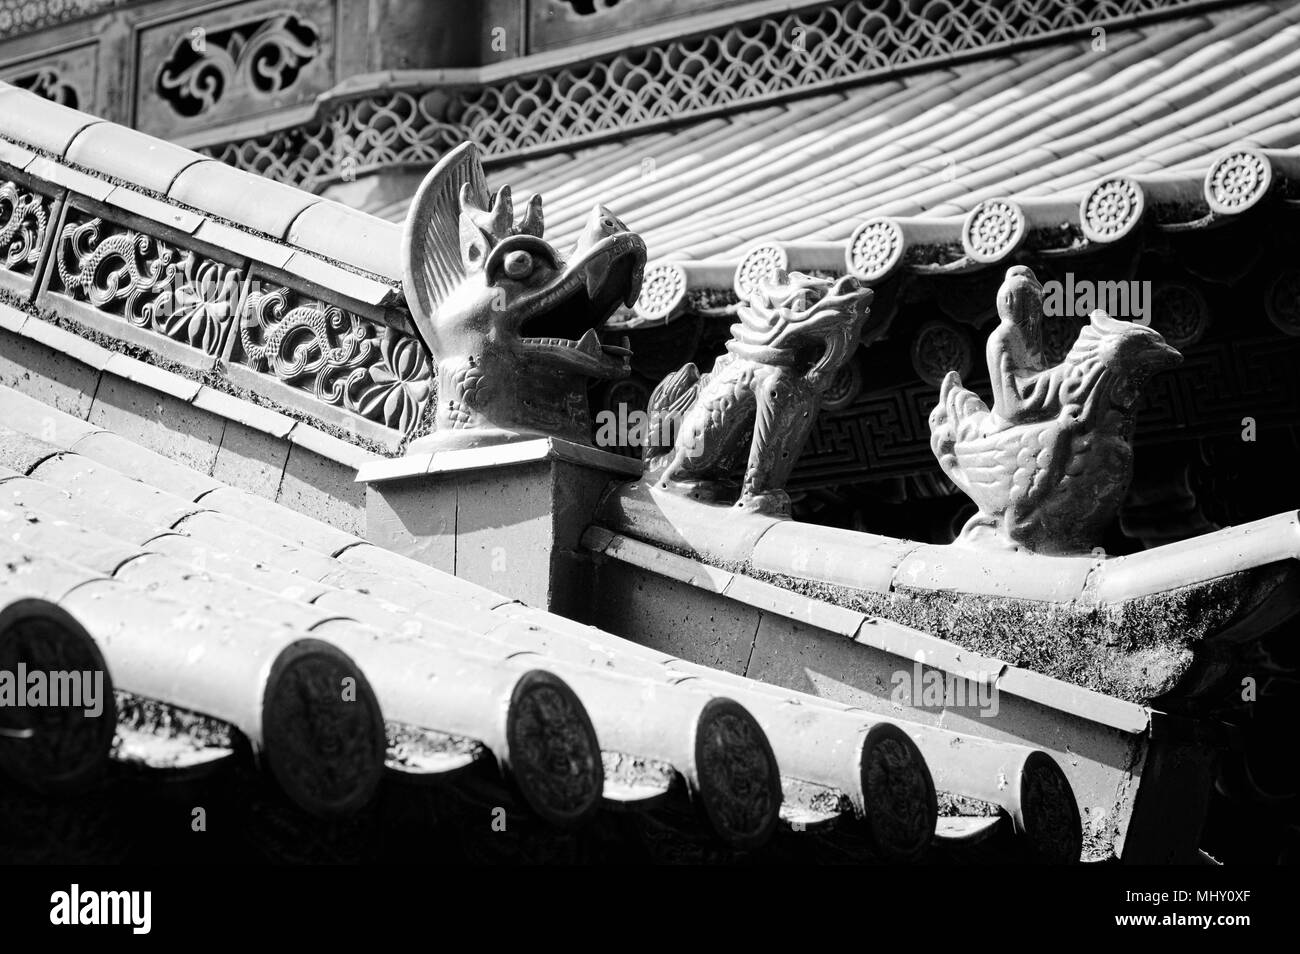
<box><xmin>358</xmin><ymin>1</ymin><xmax>1300</xmax><ymax>312</ymax></box>
<box><xmin>0</xmin><ymin>82</ymin><xmax>403</xmax><ymax>287</ymax></box>
<box><xmin>0</xmin><ymin>383</ymin><xmax>1084</xmax><ymax>861</ymax></box>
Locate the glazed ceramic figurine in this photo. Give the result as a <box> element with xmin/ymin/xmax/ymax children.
<box><xmin>930</xmin><ymin>266</ymin><xmax>1181</xmax><ymax>554</ymax></box>
<box><xmin>644</xmin><ymin>270</ymin><xmax>873</xmax><ymax>516</ymax></box>
<box><xmin>401</xmin><ymin>142</ymin><xmax>646</xmax><ymax>449</ymax></box>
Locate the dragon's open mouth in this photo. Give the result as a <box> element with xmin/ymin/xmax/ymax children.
<box><xmin>517</xmin><ymin>233</ymin><xmax>645</xmax><ymax>377</ymax></box>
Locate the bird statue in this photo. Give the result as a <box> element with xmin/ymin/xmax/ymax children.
<box><xmin>929</xmin><ymin>266</ymin><xmax>1182</xmax><ymax>555</ymax></box>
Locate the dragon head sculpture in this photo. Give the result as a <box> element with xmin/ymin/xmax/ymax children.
<box><xmin>402</xmin><ymin>142</ymin><xmax>646</xmax><ymax>450</ymax></box>
<box><xmin>725</xmin><ymin>271</ymin><xmax>871</xmax><ymax>386</ymax></box>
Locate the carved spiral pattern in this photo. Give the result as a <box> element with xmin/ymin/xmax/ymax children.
<box><xmin>1019</xmin><ymin>752</ymin><xmax>1082</xmax><ymax>863</ymax></box>
<box><xmin>634</xmin><ymin>262</ymin><xmax>688</xmax><ymax>322</ymax></box>
<box><xmin>241</xmin><ymin>286</ymin><xmax>432</xmax><ymax>433</ymax></box>
<box><xmin>1083</xmin><ymin>177</ymin><xmax>1142</xmax><ymax>240</ymax></box>
<box><xmin>156</xmin><ymin>13</ymin><xmax>321</xmax><ymax>118</ymax></box>
<box><xmin>848</xmin><ymin>218</ymin><xmax>904</xmax><ymax>281</ymax></box>
<box><xmin>1207</xmin><ymin>151</ymin><xmax>1270</xmax><ymax>212</ymax></box>
<box><xmin>505</xmin><ymin>674</ymin><xmax>603</xmax><ymax>828</ymax></box>
<box><xmin>0</xmin><ymin>181</ymin><xmax>51</xmax><ymax>276</ymax></box>
<box><xmin>261</xmin><ymin>643</ymin><xmax>385</xmax><ymax>817</ymax></box>
<box><xmin>1151</xmin><ymin>282</ymin><xmax>1210</xmax><ymax>349</ymax></box>
<box><xmin>53</xmin><ymin>214</ymin><xmax>245</xmax><ymax>356</ymax></box>
<box><xmin>734</xmin><ymin>245</ymin><xmax>787</xmax><ymax>301</ymax></box>
<box><xmin>963</xmin><ymin>199</ymin><xmax>1023</xmax><ymax>261</ymax></box>
<box><xmin>694</xmin><ymin>700</ymin><xmax>780</xmax><ymax>849</ymax></box>
<box><xmin>9</xmin><ymin>67</ymin><xmax>80</xmax><ymax>108</ymax></box>
<box><xmin>206</xmin><ymin>0</ymin><xmax>1206</xmax><ymax>189</ymax></box>
<box><xmin>861</xmin><ymin>729</ymin><xmax>935</xmax><ymax>861</ymax></box>
<box><xmin>911</xmin><ymin>320</ymin><xmax>972</xmax><ymax>387</ymax></box>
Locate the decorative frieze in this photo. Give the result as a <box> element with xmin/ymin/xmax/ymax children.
<box><xmin>135</xmin><ymin>0</ymin><xmax>335</xmax><ymax>138</ymax></box>
<box><xmin>0</xmin><ymin>179</ymin><xmax>53</xmax><ymax>283</ymax></box>
<box><xmin>156</xmin><ymin>12</ymin><xmax>321</xmax><ymax>118</ymax></box>
<box><xmin>49</xmin><ymin>212</ymin><xmax>243</xmax><ymax>358</ymax></box>
<box><xmin>0</xmin><ymin>0</ymin><xmax>123</xmax><ymax>38</ymax></box>
<box><xmin>237</xmin><ymin>282</ymin><xmax>432</xmax><ymax>435</ymax></box>
<box><xmin>206</xmin><ymin>0</ymin><xmax>1213</xmax><ymax>189</ymax></box>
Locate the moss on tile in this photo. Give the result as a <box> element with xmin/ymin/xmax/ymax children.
<box><xmin>645</xmin><ymin>534</ymin><xmax>1289</xmax><ymax>706</ymax></box>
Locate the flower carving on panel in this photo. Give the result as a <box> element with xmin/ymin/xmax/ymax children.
<box><xmin>240</xmin><ymin>285</ymin><xmax>432</xmax><ymax>434</ymax></box>
<box><xmin>0</xmin><ymin>181</ymin><xmax>50</xmax><ymax>276</ymax></box>
<box><xmin>156</xmin><ymin>12</ymin><xmax>321</xmax><ymax>117</ymax></box>
<box><xmin>346</xmin><ymin>327</ymin><xmax>433</xmax><ymax>434</ymax></box>
<box><xmin>146</xmin><ymin>252</ymin><xmax>243</xmax><ymax>355</ymax></box>
<box><xmin>52</xmin><ymin>214</ymin><xmax>242</xmax><ymax>356</ymax></box>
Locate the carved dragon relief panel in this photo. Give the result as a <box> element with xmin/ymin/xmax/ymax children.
<box><xmin>0</xmin><ymin>178</ymin><xmax>55</xmax><ymax>289</ymax></box>
<box><xmin>39</xmin><ymin>207</ymin><xmax>431</xmax><ymax>437</ymax></box>
<box><xmin>236</xmin><ymin>281</ymin><xmax>432</xmax><ymax>435</ymax></box>
<box><xmin>49</xmin><ymin>210</ymin><xmax>244</xmax><ymax>357</ymax></box>
<box><xmin>135</xmin><ymin>0</ymin><xmax>334</xmax><ymax>138</ymax></box>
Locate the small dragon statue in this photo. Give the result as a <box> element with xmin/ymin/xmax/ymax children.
<box><xmin>930</xmin><ymin>266</ymin><xmax>1182</xmax><ymax>555</ymax></box>
<box><xmin>401</xmin><ymin>142</ymin><xmax>646</xmax><ymax>450</ymax></box>
<box><xmin>642</xmin><ymin>271</ymin><xmax>873</xmax><ymax>517</ymax></box>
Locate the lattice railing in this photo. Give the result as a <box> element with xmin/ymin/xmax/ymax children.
<box><xmin>207</xmin><ymin>0</ymin><xmax>1221</xmax><ymax>190</ymax></box>
<box><xmin>0</xmin><ymin>0</ymin><xmax>127</xmax><ymax>37</ymax></box>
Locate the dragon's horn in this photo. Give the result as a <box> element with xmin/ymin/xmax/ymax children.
<box><xmin>401</xmin><ymin>142</ymin><xmax>490</xmax><ymax>332</ymax></box>
<box><xmin>517</xmin><ymin>193</ymin><xmax>544</xmax><ymax>237</ymax></box>
<box><xmin>488</xmin><ymin>185</ymin><xmax>513</xmax><ymax>238</ymax></box>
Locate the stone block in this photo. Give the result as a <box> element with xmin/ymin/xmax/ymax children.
<box><xmin>212</xmin><ymin>421</ymin><xmax>292</xmax><ymax>501</ymax></box>
<box><xmin>278</xmin><ymin>442</ymin><xmax>366</xmax><ymax>538</ymax></box>
<box><xmin>87</xmin><ymin>375</ymin><xmax>224</xmax><ymax>476</ymax></box>
<box><xmin>589</xmin><ymin>559</ymin><xmax>761</xmax><ymax>675</ymax></box>
<box><xmin>0</xmin><ymin>326</ymin><xmax>101</xmax><ymax>420</ymax></box>
<box><xmin>364</xmin><ymin>475</ymin><xmax>456</xmax><ymax>574</ymax></box>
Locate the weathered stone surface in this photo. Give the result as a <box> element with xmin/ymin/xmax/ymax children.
<box><xmin>364</xmin><ymin>476</ymin><xmax>456</xmax><ymax>573</ymax></box>
<box><xmin>0</xmin><ymin>326</ymin><xmax>101</xmax><ymax>420</ymax></box>
<box><xmin>87</xmin><ymin>374</ymin><xmax>224</xmax><ymax>477</ymax></box>
<box><xmin>277</xmin><ymin>442</ymin><xmax>366</xmax><ymax>538</ymax></box>
<box><xmin>211</xmin><ymin>420</ymin><xmax>292</xmax><ymax>502</ymax></box>
<box><xmin>589</xmin><ymin>559</ymin><xmax>762</xmax><ymax>675</ymax></box>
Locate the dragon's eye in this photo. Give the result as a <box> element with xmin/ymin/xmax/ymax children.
<box><xmin>601</xmin><ymin>216</ymin><xmax>619</xmax><ymax>231</ymax></box>
<box><xmin>504</xmin><ymin>250</ymin><xmax>534</xmax><ymax>279</ymax></box>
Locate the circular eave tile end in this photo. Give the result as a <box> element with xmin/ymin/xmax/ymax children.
<box><xmin>734</xmin><ymin>243</ymin><xmax>789</xmax><ymax>301</ymax></box>
<box><xmin>505</xmin><ymin>669</ymin><xmax>604</xmax><ymax>829</ymax></box>
<box><xmin>0</xmin><ymin>599</ymin><xmax>116</xmax><ymax>794</ymax></box>
<box><xmin>261</xmin><ymin>638</ymin><xmax>387</xmax><ymax>818</ymax></box>
<box><xmin>1205</xmin><ymin>150</ymin><xmax>1272</xmax><ymax>216</ymax></box>
<box><xmin>962</xmin><ymin>199</ymin><xmax>1026</xmax><ymax>264</ymax></box>
<box><xmin>1017</xmin><ymin>750</ymin><xmax>1083</xmax><ymax>864</ymax></box>
<box><xmin>633</xmin><ymin>261</ymin><xmax>689</xmax><ymax>324</ymax></box>
<box><xmin>1080</xmin><ymin>177</ymin><xmax>1146</xmax><ymax>244</ymax></box>
<box><xmin>693</xmin><ymin>696</ymin><xmax>781</xmax><ymax>851</ymax></box>
<box><xmin>859</xmin><ymin>722</ymin><xmax>938</xmax><ymax>863</ymax></box>
<box><xmin>847</xmin><ymin>218</ymin><xmax>905</xmax><ymax>282</ymax></box>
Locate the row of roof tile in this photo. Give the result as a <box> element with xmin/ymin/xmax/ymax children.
<box><xmin>0</xmin><ymin>82</ymin><xmax>403</xmax><ymax>287</ymax></box>
<box><xmin>0</xmin><ymin>381</ymin><xmax>1081</xmax><ymax>858</ymax></box>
